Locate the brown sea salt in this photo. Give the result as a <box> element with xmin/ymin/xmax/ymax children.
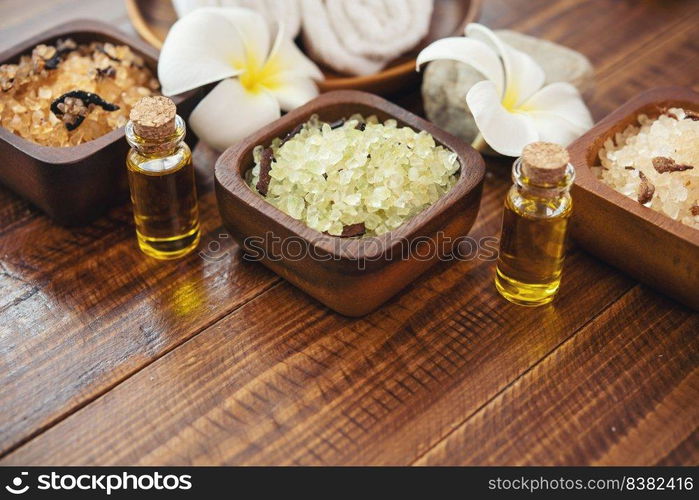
<box><xmin>0</xmin><ymin>39</ymin><xmax>160</xmax><ymax>147</ymax></box>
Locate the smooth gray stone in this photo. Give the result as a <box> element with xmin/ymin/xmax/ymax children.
<box><xmin>422</xmin><ymin>30</ymin><xmax>595</xmax><ymax>148</ymax></box>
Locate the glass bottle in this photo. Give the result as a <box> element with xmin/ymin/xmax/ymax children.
<box><xmin>125</xmin><ymin>96</ymin><xmax>200</xmax><ymax>260</ymax></box>
<box><xmin>495</xmin><ymin>142</ymin><xmax>575</xmax><ymax>306</ymax></box>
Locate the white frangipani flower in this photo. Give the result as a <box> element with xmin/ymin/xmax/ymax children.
<box><xmin>158</xmin><ymin>7</ymin><xmax>322</xmax><ymax>151</ymax></box>
<box><xmin>417</xmin><ymin>23</ymin><xmax>593</xmax><ymax>156</ymax></box>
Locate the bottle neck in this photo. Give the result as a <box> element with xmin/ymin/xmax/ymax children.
<box><xmin>125</xmin><ymin>114</ymin><xmax>186</xmax><ymax>156</ymax></box>
<box><xmin>512</xmin><ymin>157</ymin><xmax>575</xmax><ymax>200</ymax></box>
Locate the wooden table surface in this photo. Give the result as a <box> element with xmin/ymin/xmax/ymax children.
<box><xmin>1</xmin><ymin>0</ymin><xmax>697</xmax><ymax>466</ymax></box>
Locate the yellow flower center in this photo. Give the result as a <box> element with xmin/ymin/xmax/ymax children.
<box><xmin>235</xmin><ymin>50</ymin><xmax>281</xmax><ymax>94</ymax></box>
<box><xmin>502</xmin><ymin>85</ymin><xmax>519</xmax><ymax>112</ymax></box>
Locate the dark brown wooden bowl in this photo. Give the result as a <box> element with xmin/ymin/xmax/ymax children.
<box><xmin>569</xmin><ymin>86</ymin><xmax>699</xmax><ymax>310</ymax></box>
<box><xmin>126</xmin><ymin>0</ymin><xmax>482</xmax><ymax>95</ymax></box>
<box><xmin>0</xmin><ymin>19</ymin><xmax>203</xmax><ymax>225</ymax></box>
<box><xmin>215</xmin><ymin>90</ymin><xmax>485</xmax><ymax>316</ymax></box>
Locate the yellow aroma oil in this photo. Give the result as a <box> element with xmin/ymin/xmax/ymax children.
<box><xmin>495</xmin><ymin>142</ymin><xmax>575</xmax><ymax>306</ymax></box>
<box><xmin>125</xmin><ymin>97</ymin><xmax>200</xmax><ymax>260</ymax></box>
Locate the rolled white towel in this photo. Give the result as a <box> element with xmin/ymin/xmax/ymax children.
<box><xmin>301</xmin><ymin>0</ymin><xmax>434</xmax><ymax>76</ymax></box>
<box><xmin>172</xmin><ymin>0</ymin><xmax>302</xmax><ymax>39</ymax></box>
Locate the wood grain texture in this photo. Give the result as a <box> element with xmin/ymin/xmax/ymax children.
<box><xmin>2</xmin><ymin>170</ymin><xmax>633</xmax><ymax>465</ymax></box>
<box><xmin>0</xmin><ymin>0</ymin><xmax>132</xmax><ymax>53</ymax></box>
<box><xmin>415</xmin><ymin>286</ymin><xmax>699</xmax><ymax>465</ymax></box>
<box><xmin>0</xmin><ymin>145</ymin><xmax>279</xmax><ymax>456</ymax></box>
<box><xmin>0</xmin><ymin>0</ymin><xmax>697</xmax><ymax>466</ymax></box>
<box><xmin>589</xmin><ymin>15</ymin><xmax>699</xmax><ymax>116</ymax></box>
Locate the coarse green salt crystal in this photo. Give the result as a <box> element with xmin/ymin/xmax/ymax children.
<box><xmin>248</xmin><ymin>114</ymin><xmax>461</xmax><ymax>237</ymax></box>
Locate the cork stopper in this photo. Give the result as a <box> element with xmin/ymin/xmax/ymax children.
<box><xmin>521</xmin><ymin>142</ymin><xmax>570</xmax><ymax>184</ymax></box>
<box><xmin>130</xmin><ymin>96</ymin><xmax>177</xmax><ymax>140</ymax></box>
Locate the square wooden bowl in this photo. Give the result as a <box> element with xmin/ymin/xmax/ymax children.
<box><xmin>215</xmin><ymin>90</ymin><xmax>485</xmax><ymax>316</ymax></box>
<box><xmin>569</xmin><ymin>86</ymin><xmax>699</xmax><ymax>310</ymax></box>
<box><xmin>0</xmin><ymin>19</ymin><xmax>202</xmax><ymax>225</ymax></box>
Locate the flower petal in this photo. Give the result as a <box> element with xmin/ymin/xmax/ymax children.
<box><xmin>268</xmin><ymin>28</ymin><xmax>323</xmax><ymax>81</ymax></box>
<box><xmin>172</xmin><ymin>0</ymin><xmax>219</xmax><ymax>18</ymax></box>
<box><xmin>522</xmin><ymin>82</ymin><xmax>593</xmax><ymax>146</ymax></box>
<box><xmin>265</xmin><ymin>75</ymin><xmax>319</xmax><ymax>112</ymax></box>
<box><xmin>523</xmin><ymin>82</ymin><xmax>594</xmax><ymax>127</ymax></box>
<box><xmin>188</xmin><ymin>78</ymin><xmax>281</xmax><ymax>151</ymax></box>
<box><xmin>466</xmin><ymin>80</ymin><xmax>538</xmax><ymax>157</ymax></box>
<box><xmin>158</xmin><ymin>9</ymin><xmax>245</xmax><ymax>96</ymax></box>
<box><xmin>465</xmin><ymin>23</ymin><xmax>545</xmax><ymax>107</ymax></box>
<box><xmin>173</xmin><ymin>0</ymin><xmax>302</xmax><ymax>39</ymax></box>
<box><xmin>416</xmin><ymin>37</ymin><xmax>504</xmax><ymax>96</ymax></box>
<box><xmin>525</xmin><ymin>112</ymin><xmax>588</xmax><ymax>148</ymax></box>
<box><xmin>211</xmin><ymin>7</ymin><xmax>273</xmax><ymax>71</ymax></box>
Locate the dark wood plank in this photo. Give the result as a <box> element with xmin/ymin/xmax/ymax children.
<box><xmin>0</xmin><ymin>146</ymin><xmax>280</xmax><ymax>456</ymax></box>
<box><xmin>482</xmin><ymin>0</ymin><xmax>699</xmax><ymax>80</ymax></box>
<box><xmin>421</xmin><ymin>18</ymin><xmax>699</xmax><ymax>454</ymax></box>
<box><xmin>1</xmin><ymin>167</ymin><xmax>634</xmax><ymax>464</ymax></box>
<box><xmin>414</xmin><ymin>286</ymin><xmax>699</xmax><ymax>465</ymax></box>
<box><xmin>0</xmin><ymin>0</ymin><xmax>132</xmax><ymax>53</ymax></box>
<box><xmin>1</xmin><ymin>0</ymin><xmax>697</xmax><ymax>466</ymax></box>
<box><xmin>0</xmin><ymin>188</ymin><xmax>34</xmax><ymax>237</ymax></box>
<box><xmin>589</xmin><ymin>17</ymin><xmax>699</xmax><ymax>116</ymax></box>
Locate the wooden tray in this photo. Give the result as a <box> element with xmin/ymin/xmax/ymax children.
<box><xmin>125</xmin><ymin>0</ymin><xmax>482</xmax><ymax>95</ymax></box>
<box><xmin>569</xmin><ymin>86</ymin><xmax>699</xmax><ymax>310</ymax></box>
<box><xmin>0</xmin><ymin>19</ymin><xmax>203</xmax><ymax>225</ymax></box>
<box><xmin>215</xmin><ymin>90</ymin><xmax>485</xmax><ymax>316</ymax></box>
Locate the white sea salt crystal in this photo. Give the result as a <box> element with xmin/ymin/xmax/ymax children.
<box><xmin>597</xmin><ymin>107</ymin><xmax>698</xmax><ymax>230</ymax></box>
<box><xmin>662</xmin><ymin>200</ymin><xmax>680</xmax><ymax>219</ymax></box>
